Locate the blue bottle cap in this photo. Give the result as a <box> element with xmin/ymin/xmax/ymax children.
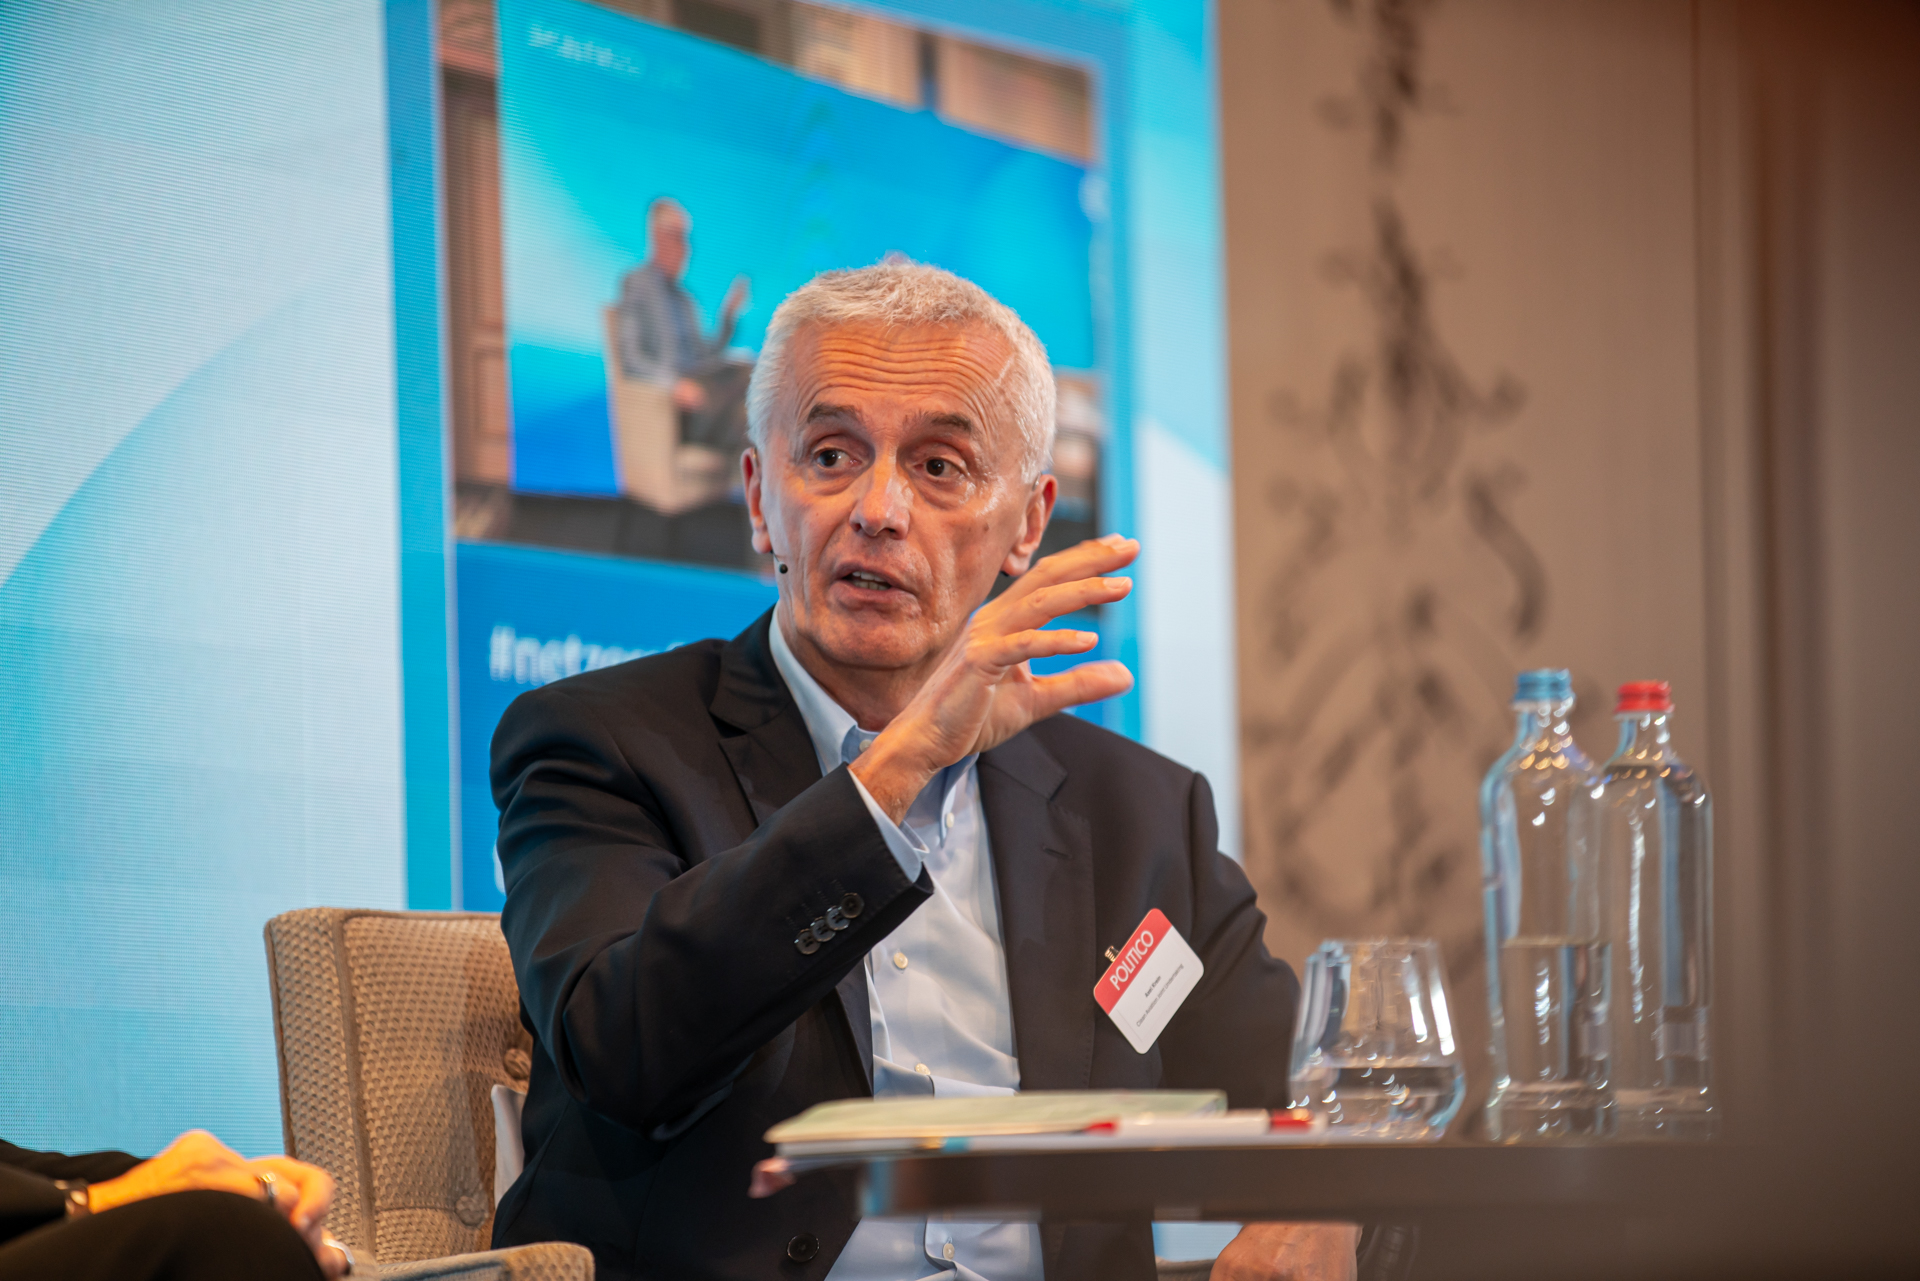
<box><xmin>1513</xmin><ymin>668</ymin><xmax>1573</xmax><ymax>703</ymax></box>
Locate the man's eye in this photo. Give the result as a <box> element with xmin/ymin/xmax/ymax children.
<box><xmin>926</xmin><ymin>458</ymin><xmax>951</xmax><ymax>477</ymax></box>
<box><xmin>814</xmin><ymin>448</ymin><xmax>844</xmax><ymax>468</ymax></box>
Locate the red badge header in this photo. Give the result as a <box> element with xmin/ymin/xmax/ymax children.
<box><xmin>1094</xmin><ymin>909</ymin><xmax>1172</xmax><ymax>1014</ymax></box>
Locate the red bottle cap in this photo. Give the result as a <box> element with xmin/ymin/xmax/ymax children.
<box><xmin>1616</xmin><ymin>681</ymin><xmax>1673</xmax><ymax>713</ymax></box>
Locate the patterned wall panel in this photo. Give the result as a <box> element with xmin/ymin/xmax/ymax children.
<box><xmin>1223</xmin><ymin>0</ymin><xmax>1711</xmax><ymax>1118</ymax></box>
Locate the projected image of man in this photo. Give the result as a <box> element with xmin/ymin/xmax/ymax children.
<box><xmin>617</xmin><ymin>197</ymin><xmax>752</xmax><ymax>452</ymax></box>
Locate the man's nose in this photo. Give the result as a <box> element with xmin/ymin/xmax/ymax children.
<box><xmin>849</xmin><ymin>454</ymin><xmax>911</xmax><ymax>538</ymax></box>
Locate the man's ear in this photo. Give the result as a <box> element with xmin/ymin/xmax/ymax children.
<box><xmin>1000</xmin><ymin>473</ymin><xmax>1057</xmax><ymax>577</ymax></box>
<box><xmin>743</xmin><ymin>447</ymin><xmax>774</xmax><ymax>556</ymax></box>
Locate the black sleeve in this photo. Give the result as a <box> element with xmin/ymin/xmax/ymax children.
<box><xmin>1156</xmin><ymin>771</ymin><xmax>1301</xmax><ymax>1111</ymax></box>
<box><xmin>492</xmin><ymin>683</ymin><xmax>931</xmax><ymax>1136</ymax></box>
<box><xmin>0</xmin><ymin>1140</ymin><xmax>143</xmax><ymax>1245</ymax></box>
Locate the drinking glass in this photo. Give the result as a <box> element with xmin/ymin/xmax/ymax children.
<box><xmin>1289</xmin><ymin>938</ymin><xmax>1467</xmax><ymax>1140</ymax></box>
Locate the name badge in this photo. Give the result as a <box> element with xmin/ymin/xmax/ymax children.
<box><xmin>1094</xmin><ymin>909</ymin><xmax>1204</xmax><ymax>1054</ymax></box>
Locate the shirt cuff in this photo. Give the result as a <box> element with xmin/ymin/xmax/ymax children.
<box><xmin>848</xmin><ymin>769</ymin><xmax>926</xmax><ymax>883</ymax></box>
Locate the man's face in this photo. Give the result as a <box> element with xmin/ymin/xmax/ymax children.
<box><xmin>745</xmin><ymin>320</ymin><xmax>1053</xmax><ymax>679</ymax></box>
<box><xmin>651</xmin><ymin>215</ymin><xmax>691</xmax><ymax>279</ymax></box>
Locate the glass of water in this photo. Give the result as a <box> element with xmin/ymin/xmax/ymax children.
<box><xmin>1289</xmin><ymin>938</ymin><xmax>1467</xmax><ymax>1140</ymax></box>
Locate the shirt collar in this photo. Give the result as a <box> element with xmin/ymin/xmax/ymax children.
<box><xmin>768</xmin><ymin>611</ymin><xmax>867</xmax><ymax>775</ymax></box>
<box><xmin>768</xmin><ymin>615</ymin><xmax>979</xmax><ymax>806</ymax></box>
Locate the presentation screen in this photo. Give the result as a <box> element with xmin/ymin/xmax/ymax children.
<box><xmin>497</xmin><ymin>0</ymin><xmax>1098</xmax><ymax>543</ymax></box>
<box><xmin>454</xmin><ymin>0</ymin><xmax>1108</xmax><ymax>906</ymax></box>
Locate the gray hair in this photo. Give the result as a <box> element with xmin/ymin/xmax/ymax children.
<box><xmin>647</xmin><ymin>197</ymin><xmax>689</xmax><ymax>235</ymax></box>
<box><xmin>746</xmin><ymin>261</ymin><xmax>1055</xmax><ymax>482</ymax></box>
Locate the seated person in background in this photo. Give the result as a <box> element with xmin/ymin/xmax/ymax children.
<box><xmin>617</xmin><ymin>196</ymin><xmax>753</xmax><ymax>454</ymax></box>
<box><xmin>491</xmin><ymin>261</ymin><xmax>1359</xmax><ymax>1281</ymax></box>
<box><xmin>0</xmin><ymin>1127</ymin><xmax>351</xmax><ymax>1280</ymax></box>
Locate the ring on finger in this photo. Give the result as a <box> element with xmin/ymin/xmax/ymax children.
<box><xmin>255</xmin><ymin>1170</ymin><xmax>281</xmax><ymax>1210</ymax></box>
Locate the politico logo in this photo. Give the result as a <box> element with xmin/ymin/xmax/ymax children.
<box><xmin>1106</xmin><ymin>929</ymin><xmax>1157</xmax><ymax>992</ymax></box>
<box><xmin>1096</xmin><ymin>910</ymin><xmax>1179</xmax><ymax>1014</ymax></box>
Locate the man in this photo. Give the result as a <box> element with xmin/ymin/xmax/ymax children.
<box><xmin>1</xmin><ymin>1127</ymin><xmax>352</xmax><ymax>1279</ymax></box>
<box><xmin>492</xmin><ymin>262</ymin><xmax>1357</xmax><ymax>1281</ymax></box>
<box><xmin>616</xmin><ymin>197</ymin><xmax>752</xmax><ymax>452</ymax></box>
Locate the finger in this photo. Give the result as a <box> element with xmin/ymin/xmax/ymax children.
<box><xmin>320</xmin><ymin>1240</ymin><xmax>351</xmax><ymax>1280</ymax></box>
<box><xmin>972</xmin><ymin>628</ymin><xmax>1100</xmax><ymax>670</ymax></box>
<box><xmin>995</xmin><ymin>535</ymin><xmax>1138</xmax><ymax>601</ymax></box>
<box><xmin>748</xmin><ymin>1158</ymin><xmax>796</xmax><ymax>1199</ymax></box>
<box><xmin>256</xmin><ymin>1158</ymin><xmax>333</xmax><ymax>1230</ymax></box>
<box><xmin>995</xmin><ymin>575</ymin><xmax>1132</xmax><ymax>634</ymax></box>
<box><xmin>1008</xmin><ymin>535</ymin><xmax>1137</xmax><ymax>595</ymax></box>
<box><xmin>1023</xmin><ymin>660</ymin><xmax>1134</xmax><ymax>718</ymax></box>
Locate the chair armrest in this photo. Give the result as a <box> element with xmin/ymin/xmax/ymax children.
<box><xmin>371</xmin><ymin>1242</ymin><xmax>593</xmax><ymax>1281</ymax></box>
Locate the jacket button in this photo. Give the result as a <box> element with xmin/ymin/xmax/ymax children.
<box><xmin>786</xmin><ymin>1233</ymin><xmax>820</xmax><ymax>1263</ymax></box>
<box><xmin>794</xmin><ymin>932</ymin><xmax>821</xmax><ymax>956</ymax></box>
<box><xmin>840</xmin><ymin>892</ymin><xmax>864</xmax><ymax>919</ymax></box>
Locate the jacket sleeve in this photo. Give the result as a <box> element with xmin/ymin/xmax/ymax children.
<box><xmin>492</xmin><ymin>683</ymin><xmax>930</xmax><ymax>1137</ymax></box>
<box><xmin>0</xmin><ymin>1140</ymin><xmax>142</xmax><ymax>1245</ymax></box>
<box><xmin>1156</xmin><ymin>771</ymin><xmax>1302</xmax><ymax>1110</ymax></box>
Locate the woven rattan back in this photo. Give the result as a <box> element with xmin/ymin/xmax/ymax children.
<box><xmin>264</xmin><ymin>908</ymin><xmax>534</xmax><ymax>1265</ymax></box>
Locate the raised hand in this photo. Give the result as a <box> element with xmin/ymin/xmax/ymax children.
<box><xmin>850</xmin><ymin>534</ymin><xmax>1136</xmax><ymax>822</ymax></box>
<box><xmin>722</xmin><ymin>274</ymin><xmax>751</xmax><ymax>322</ymax></box>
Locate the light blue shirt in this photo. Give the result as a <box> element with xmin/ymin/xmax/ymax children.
<box><xmin>769</xmin><ymin>621</ymin><xmax>1044</xmax><ymax>1281</ymax></box>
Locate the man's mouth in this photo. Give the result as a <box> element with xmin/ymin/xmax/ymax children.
<box><xmin>843</xmin><ymin>570</ymin><xmax>896</xmax><ymax>593</ymax></box>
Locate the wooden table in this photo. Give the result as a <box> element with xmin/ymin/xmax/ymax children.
<box><xmin>799</xmin><ymin>1141</ymin><xmax>1893</xmax><ymax>1280</ymax></box>
<box><xmin>853</xmin><ymin>1141</ymin><xmax>1726</xmax><ymax>1223</ymax></box>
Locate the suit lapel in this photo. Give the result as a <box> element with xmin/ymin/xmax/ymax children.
<box><xmin>711</xmin><ymin>611</ymin><xmax>873</xmax><ymax>1091</ymax></box>
<box><xmin>712</xmin><ymin>613</ymin><xmax>820</xmax><ymax>826</ymax></box>
<box><xmin>980</xmin><ymin>731</ymin><xmax>1097</xmax><ymax>1093</ymax></box>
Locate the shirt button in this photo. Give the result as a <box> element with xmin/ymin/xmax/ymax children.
<box><xmin>915</xmin><ymin>1063</ymin><xmax>930</xmax><ymax>1075</ymax></box>
<box><xmin>892</xmin><ymin>951</ymin><xmax>909</xmax><ymax>969</ymax></box>
<box><xmin>942</xmin><ymin>1242</ymin><xmax>956</xmax><ymax>1260</ymax></box>
<box><xmin>944</xmin><ymin>813</ymin><xmax>954</xmax><ymax>829</ymax></box>
<box><xmin>858</xmin><ymin>738</ymin><xmax>870</xmax><ymax>753</ymax></box>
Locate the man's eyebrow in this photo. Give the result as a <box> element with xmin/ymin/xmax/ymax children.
<box><xmin>805</xmin><ymin>402</ymin><xmax>858</xmax><ymax>422</ymax></box>
<box><xmin>922</xmin><ymin>413</ymin><xmax>974</xmax><ymax>432</ymax></box>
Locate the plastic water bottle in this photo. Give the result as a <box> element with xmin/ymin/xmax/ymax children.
<box><xmin>1479</xmin><ymin>669</ymin><xmax>1612</xmax><ymax>1141</ymax></box>
<box><xmin>1587</xmin><ymin>681</ymin><xmax>1716</xmax><ymax>1140</ymax></box>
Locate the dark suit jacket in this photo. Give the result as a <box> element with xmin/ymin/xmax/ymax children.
<box><xmin>0</xmin><ymin>1140</ymin><xmax>140</xmax><ymax>1245</ymax></box>
<box><xmin>489</xmin><ymin>611</ymin><xmax>1300</xmax><ymax>1281</ymax></box>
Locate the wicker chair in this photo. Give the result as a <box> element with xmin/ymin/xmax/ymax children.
<box><xmin>263</xmin><ymin>908</ymin><xmax>592</xmax><ymax>1281</ymax></box>
<box><xmin>601</xmin><ymin>307</ymin><xmax>731</xmax><ymax>516</ymax></box>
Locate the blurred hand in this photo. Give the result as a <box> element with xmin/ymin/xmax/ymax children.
<box><xmin>1210</xmin><ymin>1221</ymin><xmax>1360</xmax><ymax>1281</ymax></box>
<box><xmin>87</xmin><ymin>1129</ymin><xmax>340</xmax><ymax>1273</ymax></box>
<box><xmin>747</xmin><ymin>1156</ymin><xmax>795</xmax><ymax>1198</ymax></box>
<box><xmin>673</xmin><ymin>378</ymin><xmax>708</xmax><ymax>411</ymax></box>
<box><xmin>850</xmin><ymin>534</ymin><xmax>1135</xmax><ymax>822</ymax></box>
<box><xmin>722</xmin><ymin>274</ymin><xmax>750</xmax><ymax>321</ymax></box>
